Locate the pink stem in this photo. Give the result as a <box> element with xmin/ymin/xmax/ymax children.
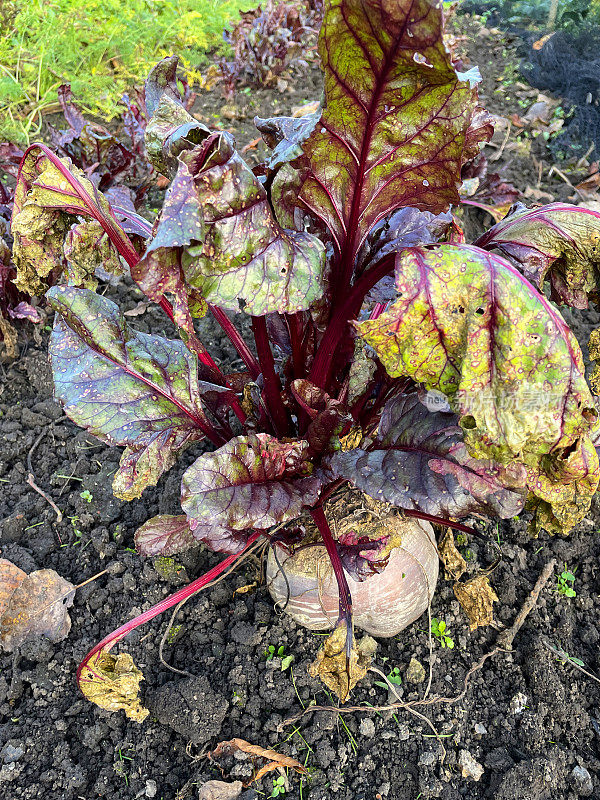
<box><xmin>209</xmin><ymin>305</ymin><xmax>261</xmax><ymax>379</ymax></box>
<box><xmin>77</xmin><ymin>530</ymin><xmax>262</xmax><ymax>685</ymax></box>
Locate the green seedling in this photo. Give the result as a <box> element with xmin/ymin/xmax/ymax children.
<box><xmin>265</xmin><ymin>644</ymin><xmax>285</xmax><ymax>661</ymax></box>
<box><xmin>374</xmin><ymin>666</ymin><xmax>402</xmax><ymax>689</ymax></box>
<box><xmin>556</xmin><ymin>565</ymin><xmax>577</xmax><ymax>598</ymax></box>
<box><xmin>80</xmin><ymin>489</ymin><xmax>93</xmax><ymax>502</ymax></box>
<box><xmin>270</xmin><ymin>775</ymin><xmax>286</xmax><ymax>797</ymax></box>
<box><xmin>431</xmin><ymin>617</ymin><xmax>454</xmax><ymax>649</ymax></box>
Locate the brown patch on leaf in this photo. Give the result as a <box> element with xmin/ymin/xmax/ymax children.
<box><xmin>308</xmin><ymin>623</ymin><xmax>376</xmax><ymax>701</ymax></box>
<box><xmin>208</xmin><ymin>737</ymin><xmax>307</xmax><ymax>784</ymax></box>
<box><xmin>0</xmin><ymin>559</ymin><xmax>75</xmax><ymax>651</ymax></box>
<box><xmin>79</xmin><ymin>651</ymin><xmax>149</xmax><ymax>723</ymax></box>
<box><xmin>438</xmin><ymin>528</ymin><xmax>467</xmax><ymax>580</ymax></box>
<box><xmin>454</xmin><ymin>575</ymin><xmax>498</xmax><ymax>631</ymax></box>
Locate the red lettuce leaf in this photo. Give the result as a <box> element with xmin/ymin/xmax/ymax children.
<box><xmin>47</xmin><ymin>286</ymin><xmax>224</xmax><ymax>500</ymax></box>
<box><xmin>475</xmin><ymin>202</ymin><xmax>600</xmax><ymax>309</ymax></box>
<box><xmin>329</xmin><ymin>392</ymin><xmax>525</xmax><ymax>519</ymax></box>
<box><xmin>181</xmin><ymin>433</ymin><xmax>323</xmax><ymax>531</ymax></box>
<box><xmin>297</xmin><ymin>0</ymin><xmax>492</xmax><ymax>260</ymax></box>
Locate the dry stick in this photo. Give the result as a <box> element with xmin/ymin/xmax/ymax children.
<box><xmin>26</xmin><ymin>431</ymin><xmax>63</xmax><ymax>523</ymax></box>
<box><xmin>279</xmin><ymin>559</ymin><xmax>557</xmax><ymax>731</ymax></box>
<box><xmin>490</xmin><ymin>120</ymin><xmax>511</xmax><ymax>162</ymax></box>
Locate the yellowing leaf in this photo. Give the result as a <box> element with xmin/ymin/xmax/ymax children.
<box><xmin>308</xmin><ymin>623</ymin><xmax>376</xmax><ymax>701</ymax></box>
<box><xmin>0</xmin><ymin>558</ymin><xmax>75</xmax><ymax>651</ymax></box>
<box><xmin>79</xmin><ymin>651</ymin><xmax>149</xmax><ymax>723</ymax></box>
<box><xmin>453</xmin><ymin>575</ymin><xmax>498</xmax><ymax>631</ymax></box>
<box><xmin>439</xmin><ymin>529</ymin><xmax>467</xmax><ymax>581</ymax></box>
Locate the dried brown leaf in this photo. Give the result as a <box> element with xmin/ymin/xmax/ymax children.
<box><xmin>0</xmin><ymin>559</ymin><xmax>75</xmax><ymax>651</ymax></box>
<box><xmin>439</xmin><ymin>529</ymin><xmax>467</xmax><ymax>581</ymax></box>
<box><xmin>79</xmin><ymin>651</ymin><xmax>149</xmax><ymax>723</ymax></box>
<box><xmin>308</xmin><ymin>623</ymin><xmax>375</xmax><ymax>701</ymax></box>
<box><xmin>208</xmin><ymin>737</ymin><xmax>307</xmax><ymax>782</ymax></box>
<box><xmin>454</xmin><ymin>575</ymin><xmax>498</xmax><ymax>631</ymax></box>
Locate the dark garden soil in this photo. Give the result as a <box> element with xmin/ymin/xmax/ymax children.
<box><xmin>1</xmin><ymin>15</ymin><xmax>600</xmax><ymax>800</ymax></box>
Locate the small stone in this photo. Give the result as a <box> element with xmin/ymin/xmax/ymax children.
<box><xmin>198</xmin><ymin>779</ymin><xmax>243</xmax><ymax>800</ymax></box>
<box><xmin>509</xmin><ymin>692</ymin><xmax>528</xmax><ymax>714</ymax></box>
<box><xmin>1</xmin><ymin>744</ymin><xmax>24</xmax><ymax>764</ymax></box>
<box><xmin>571</xmin><ymin>766</ymin><xmax>594</xmax><ymax>796</ymax></box>
<box><xmin>145</xmin><ymin>779</ymin><xmax>158</xmax><ymax>798</ymax></box>
<box><xmin>458</xmin><ymin>750</ymin><xmax>484</xmax><ymax>781</ymax></box>
<box><xmin>359</xmin><ymin>718</ymin><xmax>376</xmax><ymax>738</ymax></box>
<box><xmin>418</xmin><ymin>751</ymin><xmax>437</xmax><ymax>767</ymax></box>
<box><xmin>474</xmin><ymin>723</ymin><xmax>487</xmax><ymax>735</ymax></box>
<box><xmin>405</xmin><ymin>656</ymin><xmax>426</xmax><ymax>684</ymax></box>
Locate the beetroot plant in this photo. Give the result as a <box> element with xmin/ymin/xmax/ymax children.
<box><xmin>11</xmin><ymin>0</ymin><xmax>600</xmax><ymax>712</ymax></box>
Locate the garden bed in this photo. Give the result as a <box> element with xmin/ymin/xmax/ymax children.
<box><xmin>0</xmin><ymin>16</ymin><xmax>599</xmax><ymax>800</ymax></box>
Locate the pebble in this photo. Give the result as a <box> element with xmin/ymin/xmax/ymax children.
<box><xmin>509</xmin><ymin>692</ymin><xmax>528</xmax><ymax>714</ymax></box>
<box><xmin>145</xmin><ymin>779</ymin><xmax>157</xmax><ymax>798</ymax></box>
<box><xmin>458</xmin><ymin>750</ymin><xmax>484</xmax><ymax>781</ymax></box>
<box><xmin>571</xmin><ymin>766</ymin><xmax>594</xmax><ymax>796</ymax></box>
<box><xmin>474</xmin><ymin>723</ymin><xmax>488</xmax><ymax>735</ymax></box>
<box><xmin>359</xmin><ymin>718</ymin><xmax>376</xmax><ymax>738</ymax></box>
<box><xmin>1</xmin><ymin>744</ymin><xmax>24</xmax><ymax>764</ymax></box>
<box><xmin>405</xmin><ymin>656</ymin><xmax>426</xmax><ymax>684</ymax></box>
<box><xmin>418</xmin><ymin>751</ymin><xmax>437</xmax><ymax>767</ymax></box>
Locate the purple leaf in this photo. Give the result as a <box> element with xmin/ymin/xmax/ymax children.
<box><xmin>329</xmin><ymin>392</ymin><xmax>525</xmax><ymax>520</ymax></box>
<box><xmin>297</xmin><ymin>0</ymin><xmax>492</xmax><ymax>260</ymax></box>
<box><xmin>181</xmin><ymin>433</ymin><xmax>323</xmax><ymax>531</ymax></box>
<box><xmin>9</xmin><ymin>301</ymin><xmax>42</xmax><ymax>322</ymax></box>
<box><xmin>47</xmin><ymin>286</ymin><xmax>222</xmax><ymax>500</ymax></box>
<box><xmin>135</xmin><ymin>515</ymin><xmax>197</xmax><ymax>557</ymax></box>
<box><xmin>475</xmin><ymin>202</ymin><xmax>600</xmax><ymax>309</ymax></box>
<box><xmin>255</xmin><ymin>110</ymin><xmax>321</xmax><ymax>170</ymax></box>
<box><xmin>336</xmin><ymin>530</ymin><xmax>391</xmax><ymax>582</ymax></box>
<box><xmin>291</xmin><ymin>379</ymin><xmax>353</xmax><ymax>452</ymax></box>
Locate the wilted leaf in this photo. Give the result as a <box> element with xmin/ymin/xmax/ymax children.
<box><xmin>64</xmin><ymin>220</ymin><xmax>123</xmax><ymax>288</ymax></box>
<box><xmin>11</xmin><ymin>149</ymin><xmax>119</xmax><ymax>295</ymax></box>
<box><xmin>336</xmin><ymin>530</ymin><xmax>391</xmax><ymax>581</ymax></box>
<box><xmin>330</xmin><ymin>393</ymin><xmax>525</xmax><ymax>520</ymax></box>
<box><xmin>357</xmin><ymin>245</ymin><xmax>597</xmax><ymax>469</ymax></box>
<box><xmin>208</xmin><ymin>738</ymin><xmax>307</xmax><ymax>782</ymax></box>
<box><xmin>290</xmin><ymin>379</ymin><xmax>353</xmax><ymax>452</ymax></box>
<box><xmin>476</xmin><ymin>202</ymin><xmax>600</xmax><ymax>309</ymax></box>
<box><xmin>255</xmin><ymin>111</ymin><xmax>321</xmax><ymax>171</ymax></box>
<box><xmin>47</xmin><ymin>286</ymin><xmax>220</xmax><ymax>500</ymax></box>
<box><xmin>181</xmin><ymin>433</ymin><xmax>322</xmax><ymax>533</ymax></box>
<box><xmin>438</xmin><ymin>529</ymin><xmax>467</xmax><ymax>580</ymax></box>
<box><xmin>134</xmin><ymin>515</ymin><xmax>197</xmax><ymax>557</ymax></box>
<box><xmin>453</xmin><ymin>575</ymin><xmax>498</xmax><ymax>630</ymax></box>
<box><xmin>297</xmin><ymin>0</ymin><xmax>491</xmax><ymax>258</ymax></box>
<box><xmin>526</xmin><ymin>435</ymin><xmax>600</xmax><ymax>535</ymax></box>
<box><xmin>0</xmin><ymin>559</ymin><xmax>75</xmax><ymax>651</ymax></box>
<box><xmin>144</xmin><ymin>57</ymin><xmax>209</xmax><ymax>177</ymax></box>
<box><xmin>308</xmin><ymin>623</ymin><xmax>375</xmax><ymax>701</ymax></box>
<box><xmin>79</xmin><ymin>651</ymin><xmax>149</xmax><ymax>722</ymax></box>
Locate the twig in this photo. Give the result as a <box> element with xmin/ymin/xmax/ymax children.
<box><xmin>496</xmin><ymin>559</ymin><xmax>556</xmax><ymax>650</ymax></box>
<box><xmin>548</xmin><ymin>165</ymin><xmax>574</xmax><ymax>188</ymax></box>
<box><xmin>541</xmin><ymin>638</ymin><xmax>600</xmax><ymax>685</ymax></box>
<box><xmin>26</xmin><ymin>431</ymin><xmax>63</xmax><ymax>523</ymax></box>
<box><xmin>491</xmin><ymin>120</ymin><xmax>511</xmax><ymax>162</ymax></box>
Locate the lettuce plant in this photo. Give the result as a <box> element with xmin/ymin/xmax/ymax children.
<box><xmin>11</xmin><ymin>0</ymin><xmax>600</xmax><ymax>703</ymax></box>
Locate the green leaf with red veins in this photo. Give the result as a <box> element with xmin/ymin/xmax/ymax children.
<box><xmin>46</xmin><ymin>286</ymin><xmax>222</xmax><ymax>501</ymax></box>
<box><xmin>181</xmin><ymin>433</ymin><xmax>323</xmax><ymax>531</ymax></box>
<box><xmin>183</xmin><ymin>134</ymin><xmax>325</xmax><ymax>314</ymax></box>
<box><xmin>297</xmin><ymin>0</ymin><xmax>492</xmax><ymax>261</ymax></box>
<box><xmin>135</xmin><ymin>515</ymin><xmax>197</xmax><ymax>557</ymax></box>
<box><xmin>475</xmin><ymin>202</ymin><xmax>600</xmax><ymax>310</ymax></box>
<box><xmin>356</xmin><ymin>245</ymin><xmax>597</xmax><ymax>468</ymax></box>
<box><xmin>329</xmin><ymin>392</ymin><xmax>525</xmax><ymax>519</ymax></box>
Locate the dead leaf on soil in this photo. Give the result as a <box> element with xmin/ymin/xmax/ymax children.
<box><xmin>208</xmin><ymin>737</ymin><xmax>307</xmax><ymax>784</ymax></box>
<box><xmin>438</xmin><ymin>529</ymin><xmax>467</xmax><ymax>581</ymax></box>
<box><xmin>79</xmin><ymin>651</ymin><xmax>149</xmax><ymax>723</ymax></box>
<box><xmin>453</xmin><ymin>575</ymin><xmax>498</xmax><ymax>631</ymax></box>
<box><xmin>0</xmin><ymin>558</ymin><xmax>75</xmax><ymax>651</ymax></box>
<box><xmin>308</xmin><ymin>622</ymin><xmax>376</xmax><ymax>702</ymax></box>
